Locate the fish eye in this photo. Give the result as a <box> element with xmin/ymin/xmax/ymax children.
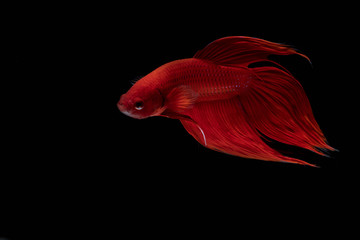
<box><xmin>134</xmin><ymin>100</ymin><xmax>144</xmax><ymax>110</ymax></box>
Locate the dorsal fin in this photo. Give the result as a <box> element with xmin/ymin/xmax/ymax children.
<box><xmin>193</xmin><ymin>36</ymin><xmax>310</xmax><ymax>67</ymax></box>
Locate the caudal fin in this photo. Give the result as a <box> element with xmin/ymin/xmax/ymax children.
<box><xmin>246</xmin><ymin>66</ymin><xmax>334</xmax><ymax>156</ymax></box>
<box><xmin>188</xmin><ymin>36</ymin><xmax>334</xmax><ymax>166</ymax></box>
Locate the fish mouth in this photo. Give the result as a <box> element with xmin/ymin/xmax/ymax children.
<box><xmin>120</xmin><ymin>110</ymin><xmax>146</xmax><ymax>119</ymax></box>
<box><xmin>121</xmin><ymin>110</ymin><xmax>134</xmax><ymax>118</ymax></box>
<box><xmin>117</xmin><ymin>101</ymin><xmax>125</xmax><ymax>111</ymax></box>
<box><xmin>117</xmin><ymin>98</ymin><xmax>147</xmax><ymax>119</ymax></box>
<box><xmin>117</xmin><ymin>102</ymin><xmax>142</xmax><ymax>119</ymax></box>
<box><xmin>117</xmin><ymin>100</ymin><xmax>129</xmax><ymax>114</ymax></box>
<box><xmin>122</xmin><ymin>111</ymin><xmax>146</xmax><ymax>119</ymax></box>
<box><xmin>118</xmin><ymin>101</ymin><xmax>133</xmax><ymax>117</ymax></box>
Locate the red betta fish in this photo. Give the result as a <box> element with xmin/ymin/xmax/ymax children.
<box><xmin>118</xmin><ymin>36</ymin><xmax>334</xmax><ymax>166</ymax></box>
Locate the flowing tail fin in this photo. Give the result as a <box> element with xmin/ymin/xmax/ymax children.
<box><xmin>188</xmin><ymin>36</ymin><xmax>334</xmax><ymax>166</ymax></box>
<box><xmin>245</xmin><ymin>66</ymin><xmax>334</xmax><ymax>157</ymax></box>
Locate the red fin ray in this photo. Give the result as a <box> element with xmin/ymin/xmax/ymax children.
<box><xmin>194</xmin><ymin>36</ymin><xmax>310</xmax><ymax>67</ymax></box>
<box><xmin>181</xmin><ymin>98</ymin><xmax>317</xmax><ymax>166</ymax></box>
<box><xmin>247</xmin><ymin>66</ymin><xmax>333</xmax><ymax>154</ymax></box>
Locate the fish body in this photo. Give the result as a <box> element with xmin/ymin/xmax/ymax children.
<box><xmin>118</xmin><ymin>36</ymin><xmax>334</xmax><ymax>166</ymax></box>
<box><xmin>144</xmin><ymin>58</ymin><xmax>252</xmax><ymax>101</ymax></box>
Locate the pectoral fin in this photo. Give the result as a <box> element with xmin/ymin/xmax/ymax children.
<box><xmin>165</xmin><ymin>85</ymin><xmax>198</xmax><ymax>113</ymax></box>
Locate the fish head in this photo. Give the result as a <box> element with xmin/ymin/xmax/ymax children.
<box><xmin>117</xmin><ymin>82</ymin><xmax>164</xmax><ymax>119</ymax></box>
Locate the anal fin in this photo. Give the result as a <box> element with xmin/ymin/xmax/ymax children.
<box><xmin>179</xmin><ymin>98</ymin><xmax>317</xmax><ymax>167</ymax></box>
<box><xmin>181</xmin><ymin>119</ymin><xmax>207</xmax><ymax>147</ymax></box>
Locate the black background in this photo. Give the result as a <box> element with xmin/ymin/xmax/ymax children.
<box><xmin>3</xmin><ymin>2</ymin><xmax>353</xmax><ymax>239</ymax></box>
